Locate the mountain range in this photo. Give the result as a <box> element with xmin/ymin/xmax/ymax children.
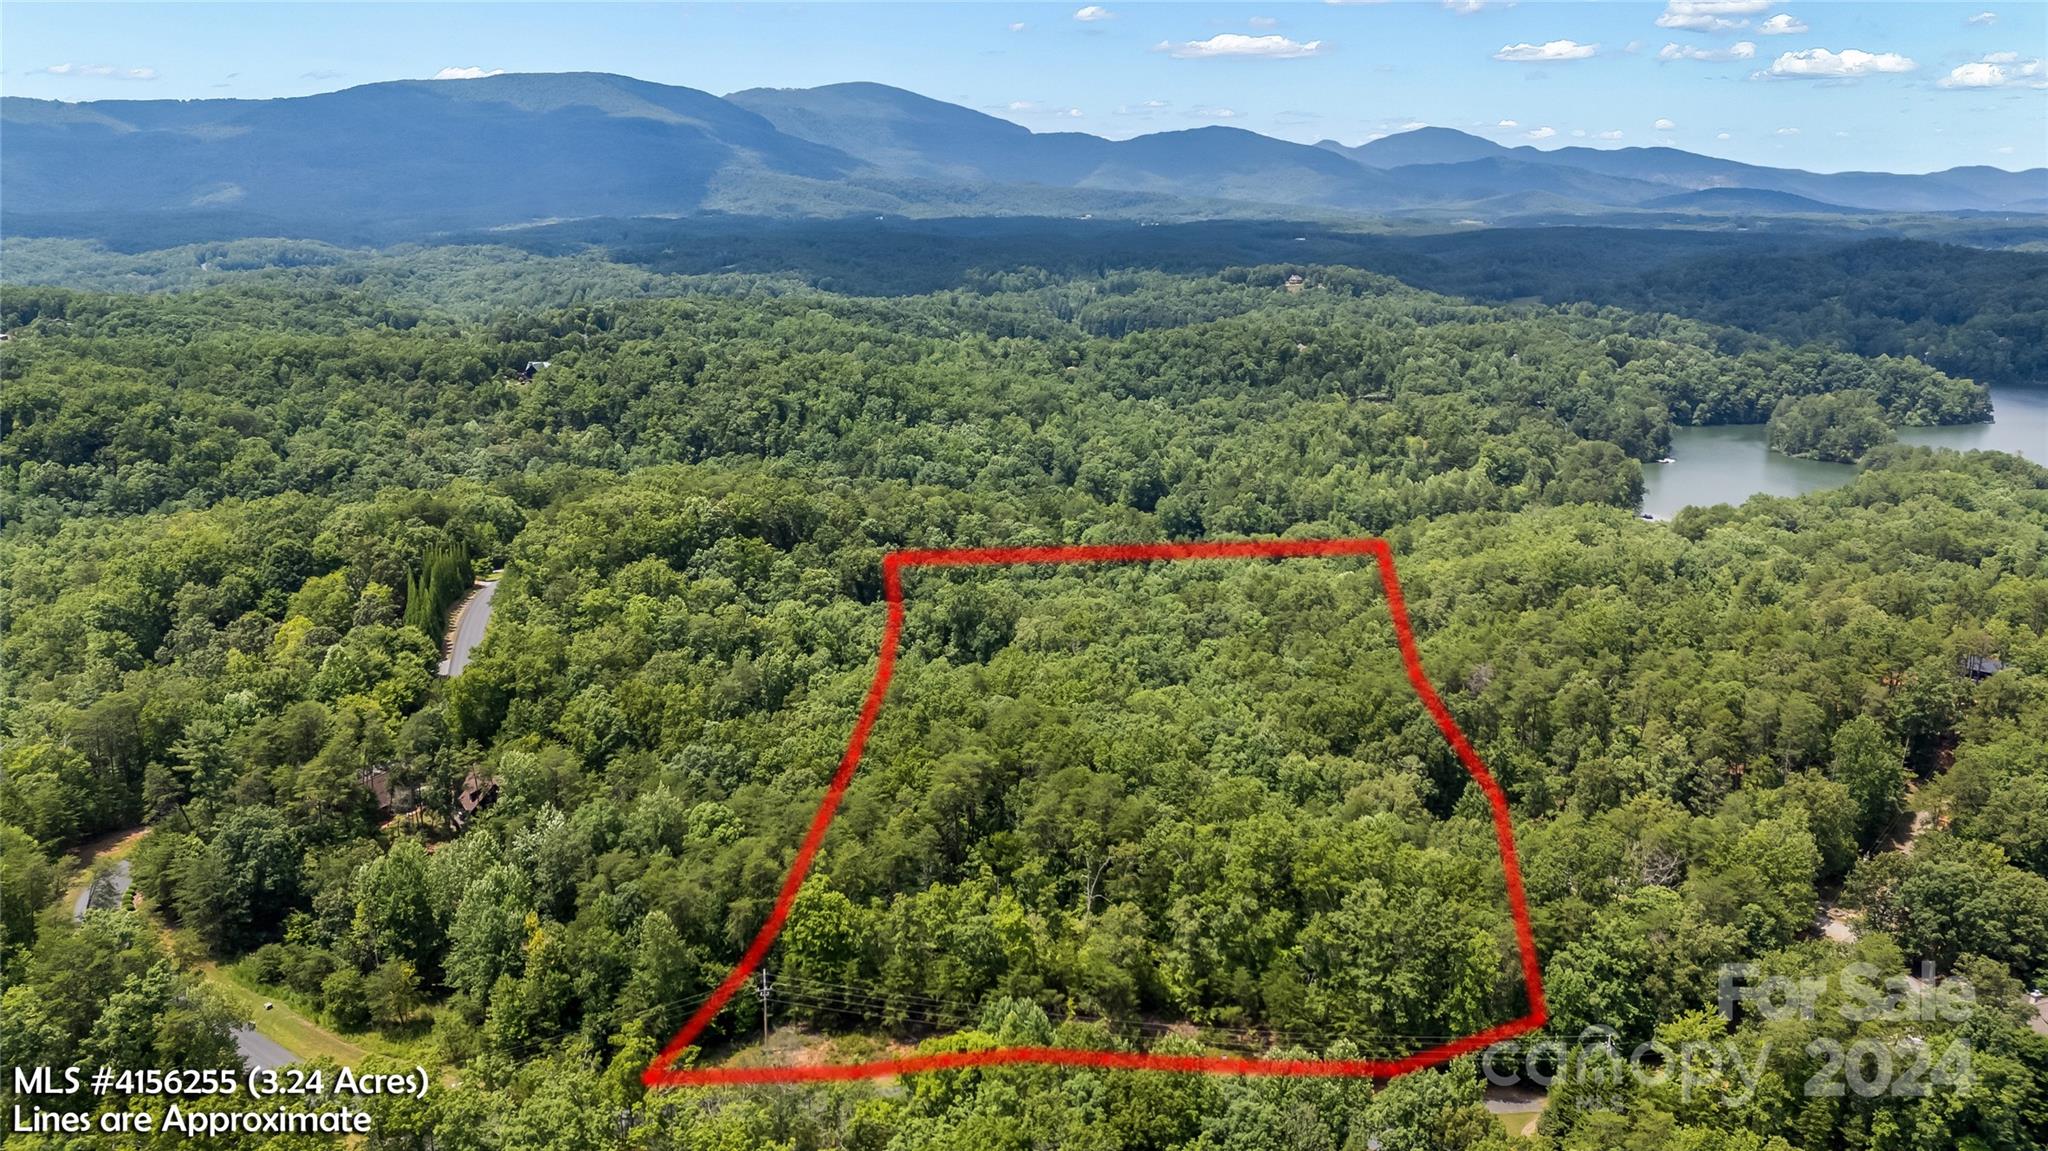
<box><xmin>4</xmin><ymin>72</ymin><xmax>2042</xmax><ymax>242</ymax></box>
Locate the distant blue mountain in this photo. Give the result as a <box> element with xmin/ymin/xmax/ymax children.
<box><xmin>2</xmin><ymin>74</ymin><xmax>860</xmax><ymax>235</ymax></box>
<box><xmin>4</xmin><ymin>74</ymin><xmax>2041</xmax><ymax>241</ymax></box>
<box><xmin>729</xmin><ymin>83</ymin><xmax>1393</xmax><ymax>208</ymax></box>
<box><xmin>1318</xmin><ymin>127</ymin><xmax>1509</xmax><ymax>169</ymax></box>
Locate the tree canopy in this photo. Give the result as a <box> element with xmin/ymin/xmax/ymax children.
<box><xmin>2</xmin><ymin>246</ymin><xmax>2044</xmax><ymax>1150</ymax></box>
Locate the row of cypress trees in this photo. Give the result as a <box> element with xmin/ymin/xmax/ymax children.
<box><xmin>403</xmin><ymin>539</ymin><xmax>474</xmax><ymax>638</ymax></box>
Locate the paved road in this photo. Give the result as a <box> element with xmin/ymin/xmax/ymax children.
<box><xmin>438</xmin><ymin>578</ymin><xmax>498</xmax><ymax>676</ymax></box>
<box><xmin>232</xmin><ymin>1025</ymin><xmax>298</xmax><ymax>1072</ymax></box>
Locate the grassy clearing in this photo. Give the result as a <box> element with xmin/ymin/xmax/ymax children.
<box><xmin>208</xmin><ymin>956</ymin><xmax>441</xmax><ymax>1062</ymax></box>
<box><xmin>129</xmin><ymin>897</ymin><xmax>416</xmax><ymax>1069</ymax></box>
<box><xmin>198</xmin><ymin>960</ymin><xmax>375</xmax><ymax>1066</ymax></box>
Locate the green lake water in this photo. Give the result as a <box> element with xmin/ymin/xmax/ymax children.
<box><xmin>1640</xmin><ymin>384</ymin><xmax>2048</xmax><ymax>521</ymax></box>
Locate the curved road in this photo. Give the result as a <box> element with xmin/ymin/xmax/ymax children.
<box><xmin>437</xmin><ymin>578</ymin><xmax>498</xmax><ymax>676</ymax></box>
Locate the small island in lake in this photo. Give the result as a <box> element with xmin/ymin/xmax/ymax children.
<box><xmin>1766</xmin><ymin>390</ymin><xmax>1898</xmax><ymax>463</ymax></box>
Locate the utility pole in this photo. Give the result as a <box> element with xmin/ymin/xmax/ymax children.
<box><xmin>757</xmin><ymin>967</ymin><xmax>772</xmax><ymax>1048</ymax></box>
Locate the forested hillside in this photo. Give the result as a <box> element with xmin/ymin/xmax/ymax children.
<box><xmin>12</xmin><ymin>222</ymin><xmax>2046</xmax><ymax>391</ymax></box>
<box><xmin>0</xmin><ymin>261</ymin><xmax>1993</xmax><ymax>528</ymax></box>
<box><xmin>2</xmin><ymin>257</ymin><xmax>2045</xmax><ymax>1150</ymax></box>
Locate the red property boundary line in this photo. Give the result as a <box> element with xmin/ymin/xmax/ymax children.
<box><xmin>644</xmin><ymin>538</ymin><xmax>1547</xmax><ymax>1087</ymax></box>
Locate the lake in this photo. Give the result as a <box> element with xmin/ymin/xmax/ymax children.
<box><xmin>1641</xmin><ymin>384</ymin><xmax>2048</xmax><ymax>521</ymax></box>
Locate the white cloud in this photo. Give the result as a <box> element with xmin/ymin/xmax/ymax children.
<box><xmin>1654</xmin><ymin>117</ymin><xmax>1678</xmax><ymax>129</ymax></box>
<box><xmin>1967</xmin><ymin>11</ymin><xmax>1997</xmax><ymax>25</ymax></box>
<box><xmin>1493</xmin><ymin>39</ymin><xmax>1597</xmax><ymax>62</ymax></box>
<box><xmin>1656</xmin><ymin>1</ymin><xmax>1768</xmax><ymax>33</ymax></box>
<box><xmin>1775</xmin><ymin>126</ymin><xmax>1800</xmax><ymax>135</ymax></box>
<box><xmin>1248</xmin><ymin>15</ymin><xmax>1278</xmax><ymax>27</ymax></box>
<box><xmin>1158</xmin><ymin>33</ymin><xmax>1326</xmax><ymax>59</ymax></box>
<box><xmin>1526</xmin><ymin>126</ymin><xmax>1557</xmax><ymax>139</ymax></box>
<box><xmin>432</xmin><ymin>66</ymin><xmax>505</xmax><ymax>80</ymax></box>
<box><xmin>1597</xmin><ymin>130</ymin><xmax>1624</xmax><ymax>140</ymax></box>
<box><xmin>1008</xmin><ymin>22</ymin><xmax>1027</xmax><ymax>32</ymax></box>
<box><xmin>1443</xmin><ymin>0</ymin><xmax>1488</xmax><ymax>13</ymax></box>
<box><xmin>1996</xmin><ymin>145</ymin><xmax>2015</xmax><ymax>154</ymax></box>
<box><xmin>1659</xmin><ymin>41</ymin><xmax>1756</xmax><ymax>61</ymax></box>
<box><xmin>1716</xmin><ymin>131</ymin><xmax>1732</xmax><ymax>139</ymax></box>
<box><xmin>41</xmin><ymin>63</ymin><xmax>158</xmax><ymax>80</ymax></box>
<box><xmin>1757</xmin><ymin>13</ymin><xmax>1807</xmax><ymax>35</ymax></box>
<box><xmin>1194</xmin><ymin>106</ymin><xmax>1240</xmax><ymax>119</ymax></box>
<box><xmin>1497</xmin><ymin>118</ymin><xmax>1519</xmax><ymax>127</ymax></box>
<box><xmin>1143</xmin><ymin>99</ymin><xmax>1169</xmax><ymax>108</ymax></box>
<box><xmin>1400</xmin><ymin>120</ymin><xmax>1428</xmax><ymax>131</ymax></box>
<box><xmin>1004</xmin><ymin>100</ymin><xmax>1084</xmax><ymax>119</ymax></box>
<box><xmin>1938</xmin><ymin>54</ymin><xmax>2046</xmax><ymax>88</ymax></box>
<box><xmin>1762</xmin><ymin>48</ymin><xmax>1916</xmax><ymax>78</ymax></box>
<box><xmin>1073</xmin><ymin>6</ymin><xmax>1114</xmax><ymax>21</ymax></box>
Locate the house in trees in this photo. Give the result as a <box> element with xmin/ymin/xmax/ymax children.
<box><xmin>1961</xmin><ymin>655</ymin><xmax>2007</xmax><ymax>681</ymax></box>
<box><xmin>453</xmin><ymin>771</ymin><xmax>501</xmax><ymax>831</ymax></box>
<box><xmin>359</xmin><ymin>767</ymin><xmax>417</xmax><ymax>818</ymax></box>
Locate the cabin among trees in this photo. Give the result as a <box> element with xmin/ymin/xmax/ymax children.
<box><xmin>357</xmin><ymin>766</ymin><xmax>499</xmax><ymax>833</ymax></box>
<box><xmin>1962</xmin><ymin>655</ymin><xmax>2008</xmax><ymax>681</ymax></box>
<box><xmin>358</xmin><ymin>767</ymin><xmax>416</xmax><ymax>817</ymax></box>
<box><xmin>452</xmin><ymin>771</ymin><xmax>500</xmax><ymax>831</ymax></box>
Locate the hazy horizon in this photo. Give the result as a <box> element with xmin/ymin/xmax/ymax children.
<box><xmin>4</xmin><ymin>2</ymin><xmax>2044</xmax><ymax>176</ymax></box>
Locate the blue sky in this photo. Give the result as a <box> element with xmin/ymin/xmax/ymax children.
<box><xmin>5</xmin><ymin>2</ymin><xmax>2043</xmax><ymax>173</ymax></box>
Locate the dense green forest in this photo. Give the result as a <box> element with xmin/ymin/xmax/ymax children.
<box><xmin>0</xmin><ymin>257</ymin><xmax>1993</xmax><ymax>530</ymax></box>
<box><xmin>3</xmin><ymin>249</ymin><xmax>2046</xmax><ymax>1151</ymax></box>
<box><xmin>1766</xmin><ymin>392</ymin><xmax>1897</xmax><ymax>463</ymax></box>
<box><xmin>1595</xmin><ymin>238</ymin><xmax>2048</xmax><ymax>389</ymax></box>
<box><xmin>9</xmin><ymin>221</ymin><xmax>2047</xmax><ymax>388</ymax></box>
